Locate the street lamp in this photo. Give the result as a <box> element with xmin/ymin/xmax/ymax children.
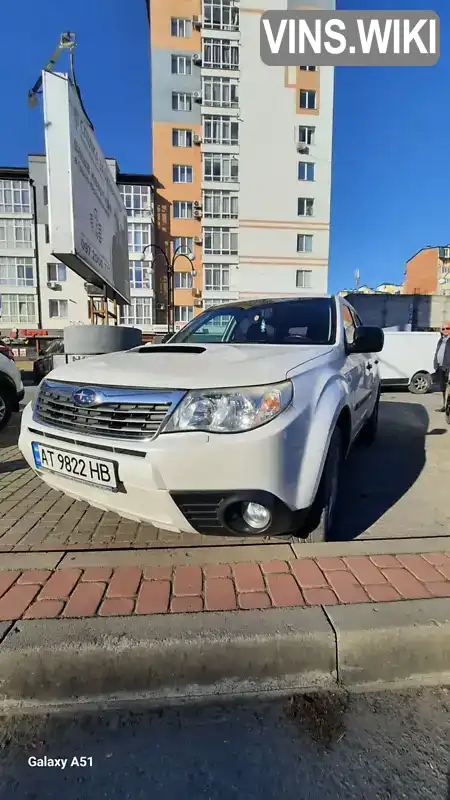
<box><xmin>141</xmin><ymin>243</ymin><xmax>195</xmax><ymax>334</ymax></box>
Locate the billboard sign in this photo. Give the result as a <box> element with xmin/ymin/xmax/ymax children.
<box><xmin>43</xmin><ymin>70</ymin><xmax>130</xmax><ymax>303</ymax></box>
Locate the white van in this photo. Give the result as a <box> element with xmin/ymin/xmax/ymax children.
<box><xmin>378</xmin><ymin>331</ymin><xmax>439</xmax><ymax>394</ymax></box>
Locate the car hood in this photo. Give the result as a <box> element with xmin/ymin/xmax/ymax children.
<box><xmin>46</xmin><ymin>343</ymin><xmax>333</xmax><ymax>390</ymax></box>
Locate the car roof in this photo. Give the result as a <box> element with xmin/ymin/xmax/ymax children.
<box><xmin>204</xmin><ymin>295</ymin><xmax>335</xmax><ymax>312</ymax></box>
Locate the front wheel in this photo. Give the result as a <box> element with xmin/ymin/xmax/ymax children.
<box><xmin>408</xmin><ymin>371</ymin><xmax>432</xmax><ymax>395</ymax></box>
<box><xmin>303</xmin><ymin>427</ymin><xmax>343</xmax><ymax>544</ymax></box>
<box><xmin>359</xmin><ymin>392</ymin><xmax>380</xmax><ymax>446</ymax></box>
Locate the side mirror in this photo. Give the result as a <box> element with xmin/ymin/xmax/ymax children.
<box><xmin>350</xmin><ymin>326</ymin><xmax>384</xmax><ymax>354</ymax></box>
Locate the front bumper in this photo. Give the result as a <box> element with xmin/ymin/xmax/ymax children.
<box><xmin>19</xmin><ymin>400</ymin><xmax>311</xmax><ymax>536</ymax></box>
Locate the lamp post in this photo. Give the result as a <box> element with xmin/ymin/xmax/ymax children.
<box><xmin>141</xmin><ymin>243</ymin><xmax>195</xmax><ymax>334</ymax></box>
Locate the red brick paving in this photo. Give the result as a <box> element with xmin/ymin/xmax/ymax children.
<box><xmin>0</xmin><ymin>552</ymin><xmax>448</xmax><ymax>621</ymax></box>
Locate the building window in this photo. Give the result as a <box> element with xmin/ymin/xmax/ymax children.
<box><xmin>171</xmin><ymin>55</ymin><xmax>192</xmax><ymax>75</ymax></box>
<box><xmin>45</xmin><ymin>224</ymin><xmax>50</xmax><ymax>243</ymax></box>
<box><xmin>43</xmin><ymin>185</ymin><xmax>48</xmax><ymax>206</ymax></box>
<box><xmin>172</xmin><ymin>92</ymin><xmax>192</xmax><ymax>112</ymax></box>
<box><xmin>204</xmin><ymin>0</ymin><xmax>239</xmax><ymax>30</ymax></box>
<box><xmin>299</xmin><ymin>125</ymin><xmax>315</xmax><ymax>146</ymax></box>
<box><xmin>202</xmin><ymin>76</ymin><xmax>238</xmax><ymax>107</ymax></box>
<box><xmin>203</xmin><ymin>116</ymin><xmax>239</xmax><ymax>145</ymax></box>
<box><xmin>204</xmin><ymin>227</ymin><xmax>238</xmax><ymax>255</ymax></box>
<box><xmin>174</xmin><ymin>271</ymin><xmax>193</xmax><ymax>289</ymax></box>
<box><xmin>298</xmin><ymin>198</ymin><xmax>314</xmax><ymax>217</ymax></box>
<box><xmin>172</xmin><ymin>129</ymin><xmax>193</xmax><ymax>147</ymax></box>
<box><xmin>296</xmin><ymin>269</ymin><xmax>313</xmax><ymax>289</ymax></box>
<box><xmin>49</xmin><ymin>299</ymin><xmax>68</xmax><ymax>318</ymax></box>
<box><xmin>204</xmin><ymin>264</ymin><xmax>230</xmax><ymax>291</ymax></box>
<box><xmin>173</xmin><ymin>237</ymin><xmax>194</xmax><ymax>256</ymax></box>
<box><xmin>0</xmin><ymin>218</ymin><xmax>33</xmax><ymax>248</ymax></box>
<box><xmin>203</xmin><ymin>190</ymin><xmax>238</xmax><ymax>219</ymax></box>
<box><xmin>128</xmin><ymin>222</ymin><xmax>151</xmax><ymax>253</ymax></box>
<box><xmin>298</xmin><ymin>162</ymin><xmax>315</xmax><ymax>181</ymax></box>
<box><xmin>299</xmin><ymin>90</ymin><xmax>316</xmax><ymax>110</ymax></box>
<box><xmin>47</xmin><ymin>262</ymin><xmax>67</xmax><ymax>282</ymax></box>
<box><xmin>173</xmin><ymin>165</ymin><xmax>193</xmax><ymax>183</ymax></box>
<box><xmin>297</xmin><ymin>234</ymin><xmax>313</xmax><ymax>253</ymax></box>
<box><xmin>175</xmin><ymin>305</ymin><xmax>194</xmax><ymax>324</ymax></box>
<box><xmin>204</xmin><ymin>153</ymin><xmax>238</xmax><ymax>183</ymax></box>
<box><xmin>119</xmin><ymin>185</ymin><xmax>151</xmax><ymax>216</ymax></box>
<box><xmin>0</xmin><ymin>256</ymin><xmax>34</xmax><ymax>287</ymax></box>
<box><xmin>0</xmin><ymin>180</ymin><xmax>30</xmax><ymax>213</ymax></box>
<box><xmin>129</xmin><ymin>261</ymin><xmax>152</xmax><ymax>289</ymax></box>
<box><xmin>299</xmin><ymin>66</ymin><xmax>317</xmax><ymax>71</ymax></box>
<box><xmin>171</xmin><ymin>17</ymin><xmax>192</xmax><ymax>37</ymax></box>
<box><xmin>120</xmin><ymin>296</ymin><xmax>153</xmax><ymax>327</ymax></box>
<box><xmin>203</xmin><ymin>39</ymin><xmax>239</xmax><ymax>70</ymax></box>
<box><xmin>0</xmin><ymin>293</ymin><xmax>36</xmax><ymax>324</ymax></box>
<box><xmin>173</xmin><ymin>201</ymin><xmax>193</xmax><ymax>219</ymax></box>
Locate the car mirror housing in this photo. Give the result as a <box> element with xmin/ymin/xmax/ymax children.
<box><xmin>350</xmin><ymin>326</ymin><xmax>384</xmax><ymax>354</ymax></box>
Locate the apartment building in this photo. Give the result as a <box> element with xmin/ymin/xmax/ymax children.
<box><xmin>404</xmin><ymin>246</ymin><xmax>450</xmax><ymax>296</ymax></box>
<box><xmin>147</xmin><ymin>0</ymin><xmax>335</xmax><ymax>326</ymax></box>
<box><xmin>0</xmin><ymin>159</ymin><xmax>155</xmax><ymax>335</ymax></box>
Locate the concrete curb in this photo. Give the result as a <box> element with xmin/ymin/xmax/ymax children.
<box><xmin>0</xmin><ymin>599</ymin><xmax>449</xmax><ymax>705</ymax></box>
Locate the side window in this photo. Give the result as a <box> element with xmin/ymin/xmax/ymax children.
<box><xmin>342</xmin><ymin>305</ymin><xmax>356</xmax><ymax>346</ymax></box>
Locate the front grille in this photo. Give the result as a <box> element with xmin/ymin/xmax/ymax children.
<box><xmin>34</xmin><ymin>381</ymin><xmax>185</xmax><ymax>441</ymax></box>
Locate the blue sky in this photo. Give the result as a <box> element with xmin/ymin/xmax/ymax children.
<box><xmin>0</xmin><ymin>0</ymin><xmax>448</xmax><ymax>293</ymax></box>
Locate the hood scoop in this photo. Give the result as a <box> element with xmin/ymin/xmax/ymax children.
<box><xmin>137</xmin><ymin>346</ymin><xmax>206</xmax><ymax>354</ymax></box>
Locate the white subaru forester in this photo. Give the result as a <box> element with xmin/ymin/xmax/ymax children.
<box><xmin>19</xmin><ymin>296</ymin><xmax>383</xmax><ymax>542</ymax></box>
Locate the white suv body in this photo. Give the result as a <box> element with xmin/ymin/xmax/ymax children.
<box><xmin>18</xmin><ymin>296</ymin><xmax>383</xmax><ymax>541</ymax></box>
<box><xmin>0</xmin><ymin>352</ymin><xmax>24</xmax><ymax>430</ymax></box>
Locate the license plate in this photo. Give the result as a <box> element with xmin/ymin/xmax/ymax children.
<box><xmin>31</xmin><ymin>442</ymin><xmax>118</xmax><ymax>491</ymax></box>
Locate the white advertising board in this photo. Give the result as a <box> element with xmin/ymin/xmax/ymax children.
<box><xmin>43</xmin><ymin>70</ymin><xmax>130</xmax><ymax>303</ymax></box>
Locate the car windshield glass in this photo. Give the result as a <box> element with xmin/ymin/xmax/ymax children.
<box><xmin>170</xmin><ymin>298</ymin><xmax>336</xmax><ymax>345</ymax></box>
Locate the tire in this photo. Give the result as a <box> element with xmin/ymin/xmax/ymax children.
<box><xmin>408</xmin><ymin>371</ymin><xmax>432</xmax><ymax>395</ymax></box>
<box><xmin>0</xmin><ymin>385</ymin><xmax>14</xmax><ymax>431</ymax></box>
<box><xmin>359</xmin><ymin>391</ymin><xmax>380</xmax><ymax>446</ymax></box>
<box><xmin>304</xmin><ymin>427</ymin><xmax>343</xmax><ymax>543</ymax></box>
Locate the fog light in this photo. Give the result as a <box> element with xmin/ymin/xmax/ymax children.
<box><xmin>242</xmin><ymin>502</ymin><xmax>271</xmax><ymax>530</ymax></box>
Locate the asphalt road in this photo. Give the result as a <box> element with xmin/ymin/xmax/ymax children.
<box><xmin>0</xmin><ymin>688</ymin><xmax>449</xmax><ymax>799</ymax></box>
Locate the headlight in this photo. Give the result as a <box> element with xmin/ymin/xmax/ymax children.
<box><xmin>163</xmin><ymin>380</ymin><xmax>293</xmax><ymax>434</ymax></box>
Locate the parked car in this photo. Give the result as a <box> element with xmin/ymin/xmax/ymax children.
<box><xmin>378</xmin><ymin>330</ymin><xmax>439</xmax><ymax>394</ymax></box>
<box><xmin>0</xmin><ymin>342</ymin><xmax>15</xmax><ymax>361</ymax></box>
<box><xmin>33</xmin><ymin>340</ymin><xmax>64</xmax><ymax>384</ymax></box>
<box><xmin>0</xmin><ymin>352</ymin><xmax>24</xmax><ymax>431</ymax></box>
<box><xmin>18</xmin><ymin>296</ymin><xmax>384</xmax><ymax>542</ymax></box>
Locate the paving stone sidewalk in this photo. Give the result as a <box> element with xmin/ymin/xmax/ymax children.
<box><xmin>0</xmin><ymin>441</ymin><xmax>282</xmax><ymax>551</ymax></box>
<box><xmin>0</xmin><ymin>551</ymin><xmax>449</xmax><ymax>622</ymax></box>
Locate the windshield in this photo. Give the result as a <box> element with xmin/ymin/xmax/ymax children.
<box><xmin>170</xmin><ymin>298</ymin><xmax>336</xmax><ymax>345</ymax></box>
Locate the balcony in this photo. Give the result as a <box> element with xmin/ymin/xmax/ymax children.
<box><xmin>203</xmin><ymin>1</ymin><xmax>239</xmax><ymax>32</ymax></box>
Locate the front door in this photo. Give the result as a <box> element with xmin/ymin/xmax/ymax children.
<box><xmin>341</xmin><ymin>304</ymin><xmax>370</xmax><ymax>432</ymax></box>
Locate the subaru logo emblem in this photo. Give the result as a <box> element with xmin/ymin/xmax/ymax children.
<box><xmin>72</xmin><ymin>387</ymin><xmax>100</xmax><ymax>406</ymax></box>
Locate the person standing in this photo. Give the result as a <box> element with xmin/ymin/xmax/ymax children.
<box><xmin>434</xmin><ymin>323</ymin><xmax>450</xmax><ymax>411</ymax></box>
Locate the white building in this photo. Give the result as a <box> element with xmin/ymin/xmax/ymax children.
<box><xmin>0</xmin><ymin>158</ymin><xmax>155</xmax><ymax>336</ymax></box>
<box><xmin>148</xmin><ymin>0</ymin><xmax>334</xmax><ymax>318</ymax></box>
